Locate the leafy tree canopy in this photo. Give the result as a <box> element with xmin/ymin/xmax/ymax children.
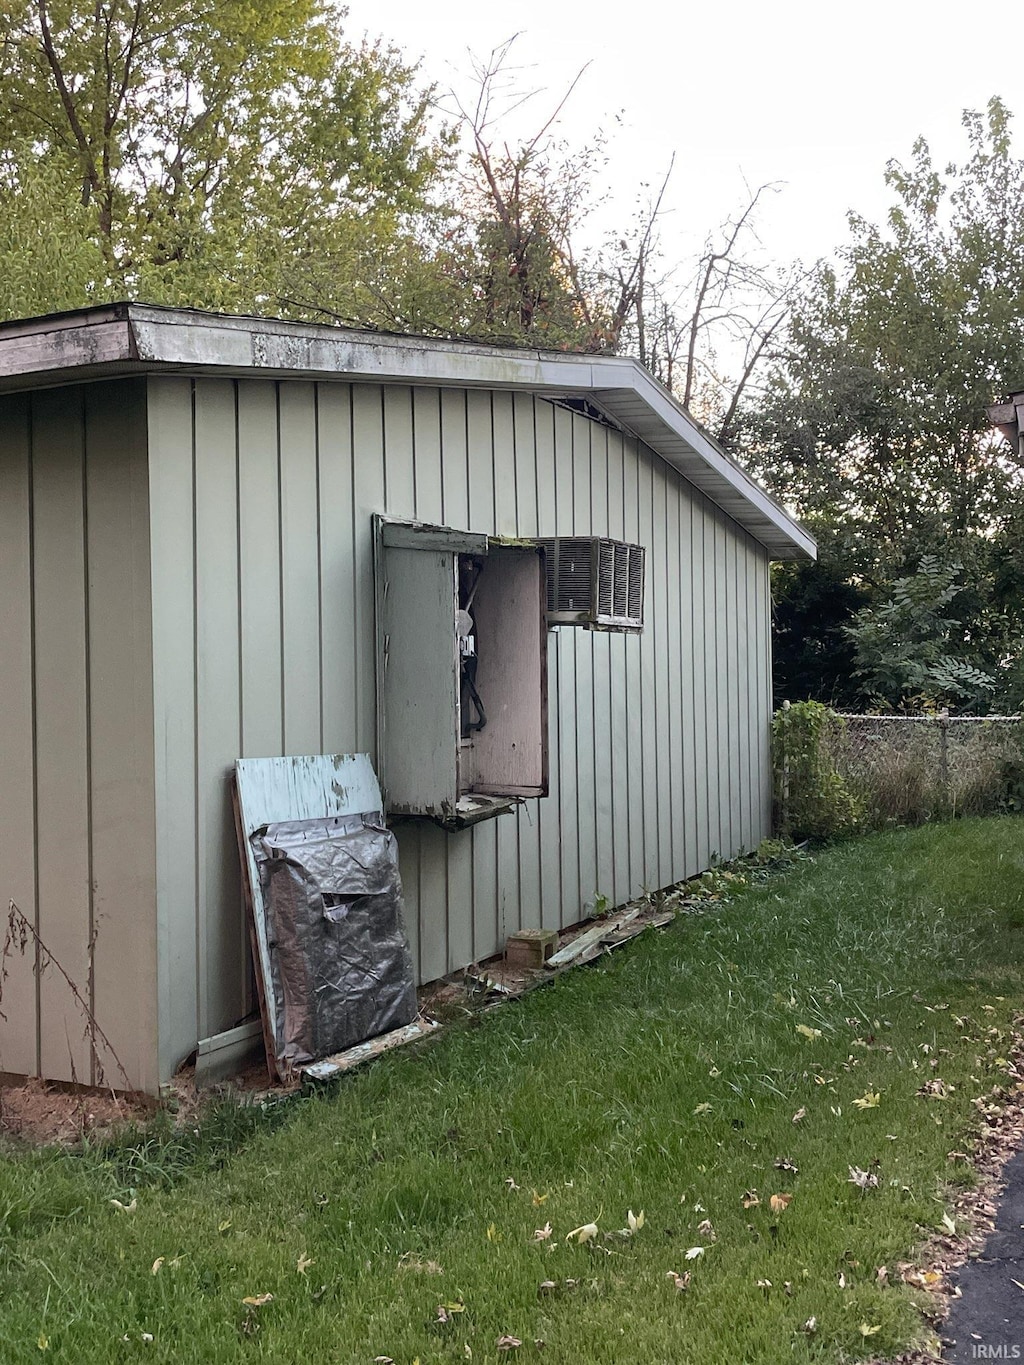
<box><xmin>0</xmin><ymin>0</ymin><xmax>446</xmax><ymax>317</ymax></box>
<box><xmin>743</xmin><ymin>98</ymin><xmax>1024</xmax><ymax>712</ymax></box>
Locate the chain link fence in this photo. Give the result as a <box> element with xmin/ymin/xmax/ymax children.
<box><xmin>830</xmin><ymin>714</ymin><xmax>1024</xmax><ymax>825</ymax></box>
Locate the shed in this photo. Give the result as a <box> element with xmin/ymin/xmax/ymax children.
<box><xmin>0</xmin><ymin>304</ymin><xmax>814</xmax><ymax>1093</ymax></box>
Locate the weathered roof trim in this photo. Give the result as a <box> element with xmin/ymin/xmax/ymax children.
<box><xmin>0</xmin><ymin>303</ymin><xmax>815</xmax><ymax>561</ymax></box>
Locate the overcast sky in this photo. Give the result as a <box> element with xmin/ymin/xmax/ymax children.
<box><xmin>342</xmin><ymin>0</ymin><xmax>1019</xmax><ymax>273</ymax></box>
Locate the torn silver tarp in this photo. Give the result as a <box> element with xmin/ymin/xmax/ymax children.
<box><xmin>252</xmin><ymin>813</ymin><xmax>417</xmax><ymax>1067</ymax></box>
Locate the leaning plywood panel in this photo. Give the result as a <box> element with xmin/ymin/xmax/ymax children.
<box><xmin>0</xmin><ymin>395</ymin><xmax>37</xmax><ymax>1077</ymax></box>
<box><xmin>31</xmin><ymin>388</ymin><xmax>92</xmax><ymax>1084</ymax></box>
<box><xmin>84</xmin><ymin>382</ymin><xmax>159</xmax><ymax>1093</ymax></box>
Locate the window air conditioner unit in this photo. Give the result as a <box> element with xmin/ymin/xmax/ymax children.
<box><xmin>539</xmin><ymin>537</ymin><xmax>646</xmax><ymax>631</ymax></box>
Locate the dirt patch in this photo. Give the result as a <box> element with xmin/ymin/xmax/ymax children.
<box><xmin>0</xmin><ymin>1076</ymin><xmax>151</xmax><ymax>1147</ymax></box>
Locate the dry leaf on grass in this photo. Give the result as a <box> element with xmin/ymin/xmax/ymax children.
<box><xmin>853</xmin><ymin>1090</ymin><xmax>881</xmax><ymax>1110</ymax></box>
<box><xmin>742</xmin><ymin>1190</ymin><xmax>760</xmax><ymax>1209</ymax></box>
<box><xmin>769</xmin><ymin>1193</ymin><xmax>792</xmax><ymax>1214</ymax></box>
<box><xmin>665</xmin><ymin>1270</ymin><xmax>691</xmax><ymax>1292</ymax></box>
<box><xmin>241</xmin><ymin>1293</ymin><xmax>274</xmax><ymax>1307</ymax></box>
<box><xmin>566</xmin><ymin>1222</ymin><xmax>599</xmax><ymax>1245</ymax></box>
<box><xmin>685</xmin><ymin>1246</ymin><xmax>705</xmax><ymax>1260</ymax></box>
<box><xmin>496</xmin><ymin>1337</ymin><xmax>522</xmax><ymax>1352</ymax></box>
<box><xmin>297</xmin><ymin>1254</ymin><xmax>314</xmax><ymax>1275</ymax></box>
<box><xmin>774</xmin><ymin>1157</ymin><xmax>798</xmax><ymax>1173</ymax></box>
<box><xmin>858</xmin><ymin>1323</ymin><xmax>881</xmax><ymax>1338</ymax></box>
<box><xmin>796</xmin><ymin>1024</ymin><xmax>822</xmax><ymax>1041</ymax></box>
<box><xmin>627</xmin><ymin>1209</ymin><xmax>645</xmax><ymax>1234</ymax></box>
<box><xmin>110</xmin><ymin>1198</ymin><xmax>137</xmax><ymax>1214</ymax></box>
<box><xmin>792</xmin><ymin>1107</ymin><xmax>807</xmax><ymax>1124</ymax></box>
<box><xmin>532</xmin><ymin>1223</ymin><xmax>553</xmax><ymax>1242</ymax></box>
<box><xmin>848</xmin><ymin>1165</ymin><xmax>879</xmax><ymax>1192</ymax></box>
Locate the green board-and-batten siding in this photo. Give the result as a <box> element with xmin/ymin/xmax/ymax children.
<box><xmin>147</xmin><ymin>376</ymin><xmax>772</xmax><ymax>1083</ymax></box>
<box><xmin>0</xmin><ymin>381</ymin><xmax>158</xmax><ymax>1091</ymax></box>
<box><xmin>0</xmin><ymin>373</ymin><xmax>771</xmax><ymax>1090</ymax></box>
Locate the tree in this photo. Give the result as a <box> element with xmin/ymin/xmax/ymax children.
<box><xmin>0</xmin><ymin>0</ymin><xmax>446</xmax><ymax>317</ymax></box>
<box><xmin>742</xmin><ymin>97</ymin><xmax>1024</xmax><ymax>711</ymax></box>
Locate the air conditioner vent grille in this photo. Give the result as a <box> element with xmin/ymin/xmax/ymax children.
<box><xmin>539</xmin><ymin>537</ymin><xmax>645</xmax><ymax>631</ymax></box>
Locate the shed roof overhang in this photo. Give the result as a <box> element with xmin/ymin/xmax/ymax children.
<box><xmin>0</xmin><ymin>303</ymin><xmax>815</xmax><ymax>561</ymax></box>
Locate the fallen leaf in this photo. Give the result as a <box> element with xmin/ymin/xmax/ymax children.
<box><xmin>436</xmin><ymin>1300</ymin><xmax>466</xmax><ymax>1324</ymax></box>
<box><xmin>486</xmin><ymin>1223</ymin><xmax>502</xmax><ymax>1242</ymax></box>
<box><xmin>838</xmin><ymin>1271</ymin><xmax>847</xmax><ymax>1289</ymax></box>
<box><xmin>742</xmin><ymin>1190</ymin><xmax>760</xmax><ymax>1209</ymax></box>
<box><xmin>504</xmin><ymin>1178</ymin><xmax>520</xmax><ymax>1191</ymax></box>
<box><xmin>241</xmin><ymin>1293</ymin><xmax>274</xmax><ymax>1307</ymax></box>
<box><xmin>792</xmin><ymin>1107</ymin><xmax>807</xmax><ymax>1124</ymax></box>
<box><xmin>140</xmin><ymin>1334</ymin><xmax>153</xmax><ymax>1344</ymax></box>
<box><xmin>531</xmin><ymin>1190</ymin><xmax>549</xmax><ymax>1207</ymax></box>
<box><xmin>859</xmin><ymin>1323</ymin><xmax>881</xmax><ymax>1338</ymax></box>
<box><xmin>297</xmin><ymin>1254</ymin><xmax>315</xmax><ymax>1275</ymax></box>
<box><xmin>877</xmin><ymin>1265</ymin><xmax>889</xmax><ymax>1285</ymax></box>
<box><xmin>532</xmin><ymin>1223</ymin><xmax>553</xmax><ymax>1242</ymax></box>
<box><xmin>769</xmin><ymin>1193</ymin><xmax>792</xmax><ymax>1214</ymax></box>
<box><xmin>685</xmin><ymin>1246</ymin><xmax>705</xmax><ymax>1260</ymax></box>
<box><xmin>796</xmin><ymin>1024</ymin><xmax>822</xmax><ymax>1041</ymax></box>
<box><xmin>496</xmin><ymin>1337</ymin><xmax>522</xmax><ymax>1352</ymax></box>
<box><xmin>773</xmin><ymin>1157</ymin><xmax>798</xmax><ymax>1173</ymax></box>
<box><xmin>398</xmin><ymin>1253</ymin><xmax>443</xmax><ymax>1274</ymax></box>
<box><xmin>693</xmin><ymin>1102</ymin><xmax>714</xmax><ymax>1115</ymax></box>
<box><xmin>848</xmin><ymin>1165</ymin><xmax>879</xmax><ymax>1192</ymax></box>
<box><xmin>218</xmin><ymin>1220</ymin><xmax>232</xmax><ymax>1233</ymax></box>
<box><xmin>853</xmin><ymin>1090</ymin><xmax>881</xmax><ymax>1110</ymax></box>
<box><xmin>37</xmin><ymin>1334</ymin><xmax>48</xmax><ymax>1352</ymax></box>
<box><xmin>566</xmin><ymin>1222</ymin><xmax>599</xmax><ymax>1244</ymax></box>
<box><xmin>941</xmin><ymin>1213</ymin><xmax>957</xmax><ymax>1235</ymax></box>
<box><xmin>538</xmin><ymin>1280</ymin><xmax>557</xmax><ymax>1294</ymax></box>
<box><xmin>110</xmin><ymin>1198</ymin><xmax>137</xmax><ymax>1214</ymax></box>
<box><xmin>756</xmin><ymin>1278</ymin><xmax>772</xmax><ymax>1291</ymax></box>
<box><xmin>627</xmin><ymin>1209</ymin><xmax>645</xmax><ymax>1234</ymax></box>
<box><xmin>905</xmin><ymin>1269</ymin><xmax>943</xmax><ymax>1290</ymax></box>
<box><xmin>151</xmin><ymin>1257</ymin><xmax>165</xmax><ymax>1275</ymax></box>
<box><xmin>665</xmin><ymin>1269</ymin><xmax>691</xmax><ymax>1292</ymax></box>
<box><xmin>374</xmin><ymin>1358</ymin><xmax>395</xmax><ymax>1364</ymax></box>
<box><xmin>800</xmin><ymin>1317</ymin><xmax>817</xmax><ymax>1335</ymax></box>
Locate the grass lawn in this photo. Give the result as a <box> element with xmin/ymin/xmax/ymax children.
<box><xmin>3</xmin><ymin>817</ymin><xmax>1024</xmax><ymax>1364</ymax></box>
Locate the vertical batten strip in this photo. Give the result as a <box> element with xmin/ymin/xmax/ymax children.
<box><xmin>0</xmin><ymin>395</ymin><xmax>39</xmax><ymax>1077</ymax></box>
<box><xmin>622</xmin><ymin>436</ymin><xmax>644</xmax><ymax>897</ymax></box>
<box><xmin>534</xmin><ymin>399</ymin><xmax>561</xmax><ymax>930</ymax></box>
<box><xmin>491</xmin><ymin>392</ymin><xmax>521</xmax><ymax>941</ymax></box>
<box><xmin>31</xmin><ymin>388</ymin><xmax>91</xmax><ymax>1084</ymax></box>
<box><xmin>439</xmin><ymin>391</ymin><xmax>473</xmax><ymax>969</ymax></box>
<box><xmin>512</xmin><ymin>392</ymin><xmax>542</xmax><ymax>933</ymax></box>
<box><xmin>84</xmin><ymin>381</ymin><xmax>159</xmax><ymax>1091</ymax></box>
<box><xmin>466</xmin><ymin>389</ymin><xmax>499</xmax><ymax>960</ymax></box>
<box><xmin>551</xmin><ymin>404</ymin><xmax>580</xmax><ymax>927</ymax></box>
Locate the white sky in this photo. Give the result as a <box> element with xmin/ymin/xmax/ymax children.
<box><xmin>342</xmin><ymin>0</ymin><xmax>1021</xmax><ymax>273</ymax></box>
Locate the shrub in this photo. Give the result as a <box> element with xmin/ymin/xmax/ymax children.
<box><xmin>772</xmin><ymin>701</ymin><xmax>864</xmax><ymax>841</ymax></box>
